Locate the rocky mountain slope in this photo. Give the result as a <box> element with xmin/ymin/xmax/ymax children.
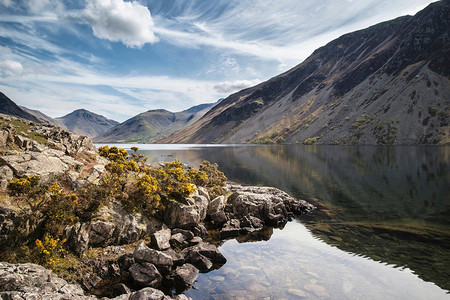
<box><xmin>20</xmin><ymin>105</ymin><xmax>65</xmax><ymax>128</ymax></box>
<box><xmin>0</xmin><ymin>92</ymin><xmax>41</xmax><ymax>124</ymax></box>
<box><xmin>95</xmin><ymin>103</ymin><xmax>216</xmax><ymax>143</ymax></box>
<box><xmin>161</xmin><ymin>0</ymin><xmax>450</xmax><ymax>145</ymax></box>
<box><xmin>56</xmin><ymin>109</ymin><xmax>119</xmax><ymax>139</ymax></box>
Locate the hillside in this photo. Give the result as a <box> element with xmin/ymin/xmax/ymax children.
<box><xmin>161</xmin><ymin>0</ymin><xmax>450</xmax><ymax>145</ymax></box>
<box><xmin>95</xmin><ymin>103</ymin><xmax>216</xmax><ymax>143</ymax></box>
<box><xmin>56</xmin><ymin>109</ymin><xmax>119</xmax><ymax>139</ymax></box>
<box><xmin>20</xmin><ymin>105</ymin><xmax>66</xmax><ymax>128</ymax></box>
<box><xmin>0</xmin><ymin>92</ymin><xmax>41</xmax><ymax>124</ymax></box>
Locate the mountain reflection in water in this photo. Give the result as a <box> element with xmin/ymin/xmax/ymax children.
<box><xmin>104</xmin><ymin>144</ymin><xmax>449</xmax><ymax>298</ymax></box>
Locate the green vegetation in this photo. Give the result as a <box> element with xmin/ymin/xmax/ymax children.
<box><xmin>352</xmin><ymin>114</ymin><xmax>374</xmax><ymax>130</ymax></box>
<box><xmin>374</xmin><ymin>121</ymin><xmax>398</xmax><ymax>144</ymax></box>
<box><xmin>344</xmin><ymin>116</ymin><xmax>351</xmax><ymax>121</ymax></box>
<box><xmin>303</xmin><ymin>136</ymin><xmax>321</xmax><ymax>145</ymax></box>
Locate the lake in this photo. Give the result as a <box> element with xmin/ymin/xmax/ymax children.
<box><xmin>97</xmin><ymin>144</ymin><xmax>450</xmax><ymax>299</ymax></box>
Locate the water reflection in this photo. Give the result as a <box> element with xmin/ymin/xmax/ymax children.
<box><xmin>105</xmin><ymin>144</ymin><xmax>450</xmax><ymax>296</ymax></box>
<box><xmin>188</xmin><ymin>221</ymin><xmax>449</xmax><ymax>300</ymax></box>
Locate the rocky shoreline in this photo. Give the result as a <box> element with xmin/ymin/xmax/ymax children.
<box><xmin>0</xmin><ymin>114</ymin><xmax>315</xmax><ymax>299</ymax></box>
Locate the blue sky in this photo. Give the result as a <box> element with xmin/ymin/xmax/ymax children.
<box><xmin>0</xmin><ymin>0</ymin><xmax>438</xmax><ymax>122</ymax></box>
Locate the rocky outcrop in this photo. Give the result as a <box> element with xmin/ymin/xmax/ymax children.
<box><xmin>0</xmin><ymin>262</ymin><xmax>97</xmax><ymax>299</ymax></box>
<box><xmin>64</xmin><ymin>202</ymin><xmax>162</xmax><ymax>256</ymax></box>
<box><xmin>207</xmin><ymin>184</ymin><xmax>316</xmax><ymax>239</ymax></box>
<box><xmin>0</xmin><ymin>113</ymin><xmax>103</xmax><ymax>188</ymax></box>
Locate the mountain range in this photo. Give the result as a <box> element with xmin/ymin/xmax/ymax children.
<box><xmin>94</xmin><ymin>103</ymin><xmax>216</xmax><ymax>143</ymax></box>
<box><xmin>160</xmin><ymin>0</ymin><xmax>450</xmax><ymax>145</ymax></box>
<box><xmin>0</xmin><ymin>91</ymin><xmax>217</xmax><ymax>142</ymax></box>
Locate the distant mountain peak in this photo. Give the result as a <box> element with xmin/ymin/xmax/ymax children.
<box><xmin>56</xmin><ymin>109</ymin><xmax>119</xmax><ymax>138</ymax></box>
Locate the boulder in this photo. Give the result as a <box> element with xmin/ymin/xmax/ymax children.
<box><xmin>129</xmin><ymin>263</ymin><xmax>162</xmax><ymax>288</ymax></box>
<box><xmin>0</xmin><ymin>207</ymin><xmax>17</xmax><ymax>245</ymax></box>
<box><xmin>133</xmin><ymin>242</ymin><xmax>173</xmax><ymax>273</ymax></box>
<box><xmin>227</xmin><ymin>184</ymin><xmax>315</xmax><ymax>222</ymax></box>
<box><xmin>128</xmin><ymin>287</ymin><xmax>169</xmax><ymax>300</ymax></box>
<box><xmin>164</xmin><ymin>201</ymin><xmax>201</xmax><ymax>229</ymax></box>
<box><xmin>183</xmin><ymin>251</ymin><xmax>213</xmax><ymax>272</ymax></box>
<box><xmin>188</xmin><ymin>187</ymin><xmax>209</xmax><ymax>221</ymax></box>
<box><xmin>151</xmin><ymin>228</ymin><xmax>171</xmax><ymax>250</ymax></box>
<box><xmin>207</xmin><ymin>195</ymin><xmax>228</xmax><ymax>225</ymax></box>
<box><xmin>182</xmin><ymin>242</ymin><xmax>226</xmax><ymax>265</ymax></box>
<box><xmin>172</xmin><ymin>264</ymin><xmax>199</xmax><ymax>291</ymax></box>
<box><xmin>162</xmin><ymin>248</ymin><xmax>185</xmax><ymax>266</ymax></box>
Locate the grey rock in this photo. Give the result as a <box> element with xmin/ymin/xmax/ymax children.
<box><xmin>129</xmin><ymin>263</ymin><xmax>162</xmax><ymax>288</ymax></box>
<box><xmin>151</xmin><ymin>228</ymin><xmax>171</xmax><ymax>250</ymax></box>
<box><xmin>173</xmin><ymin>264</ymin><xmax>199</xmax><ymax>289</ymax></box>
<box><xmin>182</xmin><ymin>242</ymin><xmax>226</xmax><ymax>265</ymax></box>
<box><xmin>0</xmin><ymin>262</ymin><xmax>96</xmax><ymax>299</ymax></box>
<box><xmin>89</xmin><ymin>221</ymin><xmax>116</xmax><ymax>247</ymax></box>
<box><xmin>162</xmin><ymin>248</ymin><xmax>185</xmax><ymax>266</ymax></box>
<box><xmin>184</xmin><ymin>251</ymin><xmax>213</xmax><ymax>272</ymax></box>
<box><xmin>207</xmin><ymin>195</ymin><xmax>228</xmax><ymax>225</ymax></box>
<box><xmin>191</xmin><ymin>224</ymin><xmax>208</xmax><ymax>238</ymax></box>
<box><xmin>171</xmin><ymin>228</ymin><xmax>194</xmax><ymax>241</ymax></box>
<box><xmin>170</xmin><ymin>233</ymin><xmax>188</xmax><ymax>248</ymax></box>
<box><xmin>0</xmin><ymin>165</ymin><xmax>13</xmax><ymax>189</ymax></box>
<box><xmin>133</xmin><ymin>241</ymin><xmax>173</xmax><ymax>272</ymax></box>
<box><xmin>189</xmin><ymin>187</ymin><xmax>209</xmax><ymax>221</ymax></box>
<box><xmin>164</xmin><ymin>201</ymin><xmax>201</xmax><ymax>229</ymax></box>
<box><xmin>64</xmin><ymin>222</ymin><xmax>90</xmax><ymax>256</ymax></box>
<box><xmin>128</xmin><ymin>287</ymin><xmax>168</xmax><ymax>300</ymax></box>
<box><xmin>220</xmin><ymin>219</ymin><xmax>243</xmax><ymax>239</ymax></box>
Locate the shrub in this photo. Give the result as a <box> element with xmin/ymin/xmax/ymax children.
<box><xmin>35</xmin><ymin>236</ymin><xmax>66</xmax><ymax>269</ymax></box>
<box><xmin>198</xmin><ymin>160</ymin><xmax>227</xmax><ymax>198</ymax></box>
<box><xmin>303</xmin><ymin>136</ymin><xmax>321</xmax><ymax>145</ymax></box>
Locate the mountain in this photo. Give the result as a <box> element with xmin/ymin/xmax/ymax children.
<box><xmin>161</xmin><ymin>0</ymin><xmax>450</xmax><ymax>145</ymax></box>
<box><xmin>20</xmin><ymin>106</ymin><xmax>65</xmax><ymax>128</ymax></box>
<box><xmin>94</xmin><ymin>102</ymin><xmax>216</xmax><ymax>143</ymax></box>
<box><xmin>0</xmin><ymin>92</ymin><xmax>41</xmax><ymax>123</ymax></box>
<box><xmin>56</xmin><ymin>109</ymin><xmax>119</xmax><ymax>138</ymax></box>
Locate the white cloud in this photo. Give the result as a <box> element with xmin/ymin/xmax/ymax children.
<box><xmin>0</xmin><ymin>60</ymin><xmax>24</xmax><ymax>77</ymax></box>
<box><xmin>82</xmin><ymin>0</ymin><xmax>158</xmax><ymax>47</ymax></box>
<box><xmin>0</xmin><ymin>0</ymin><xmax>12</xmax><ymax>7</ymax></box>
<box><xmin>214</xmin><ymin>79</ymin><xmax>261</xmax><ymax>94</ymax></box>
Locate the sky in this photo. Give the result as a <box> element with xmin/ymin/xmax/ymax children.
<box><xmin>0</xmin><ymin>0</ymin><xmax>439</xmax><ymax>122</ymax></box>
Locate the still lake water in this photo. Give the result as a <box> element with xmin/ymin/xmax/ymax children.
<box><xmin>98</xmin><ymin>144</ymin><xmax>450</xmax><ymax>299</ymax></box>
